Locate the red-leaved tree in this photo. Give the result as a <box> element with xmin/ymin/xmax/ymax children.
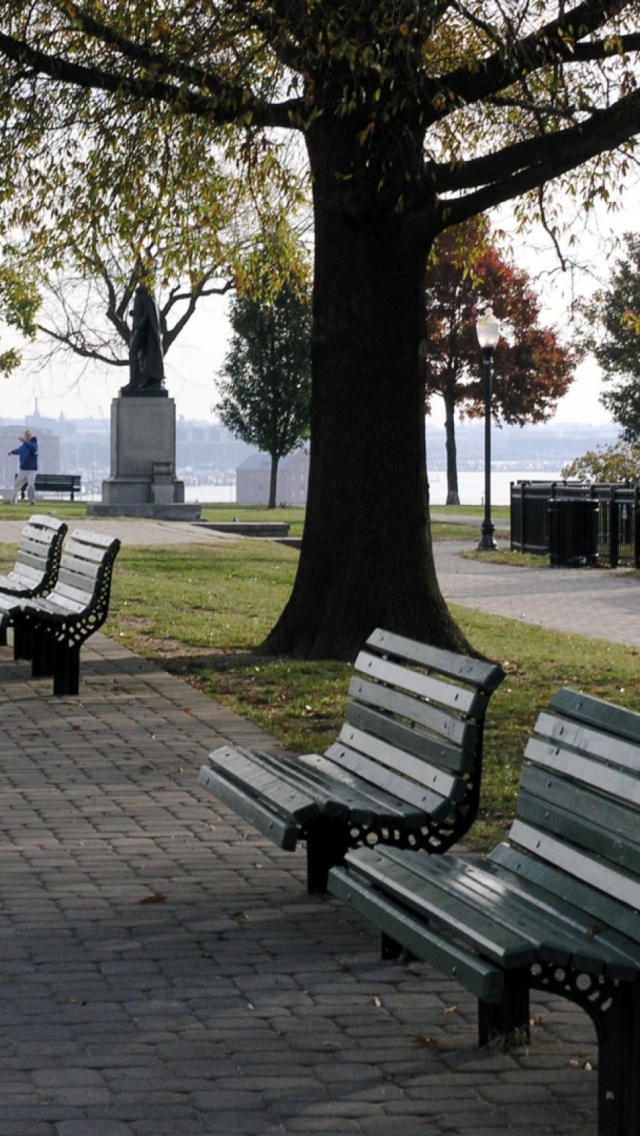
<box><xmin>425</xmin><ymin>219</ymin><xmax>578</xmax><ymax>505</ymax></box>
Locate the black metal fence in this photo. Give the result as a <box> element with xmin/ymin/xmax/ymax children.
<box><xmin>511</xmin><ymin>481</ymin><xmax>640</xmax><ymax>568</ymax></box>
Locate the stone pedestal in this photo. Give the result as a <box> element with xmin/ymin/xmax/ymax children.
<box><xmin>88</xmin><ymin>392</ymin><xmax>201</xmax><ymax>520</ymax></box>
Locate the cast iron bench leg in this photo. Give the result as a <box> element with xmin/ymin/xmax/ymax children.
<box><xmin>53</xmin><ymin>642</ymin><xmax>80</xmax><ymax>696</ymax></box>
<box><xmin>305</xmin><ymin>817</ymin><xmax>350</xmax><ymax>895</ymax></box>
<box><xmin>595</xmin><ymin>983</ymin><xmax>640</xmax><ymax>1136</ymax></box>
<box><xmin>12</xmin><ymin>614</ymin><xmax>32</xmax><ymax>660</ymax></box>
<box><xmin>31</xmin><ymin>627</ymin><xmax>55</xmax><ymax>677</ymax></box>
<box><xmin>478</xmin><ymin>972</ymin><xmax>530</xmax><ymax>1047</ymax></box>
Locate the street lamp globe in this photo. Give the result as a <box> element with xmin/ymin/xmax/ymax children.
<box><xmin>476</xmin><ymin>307</ymin><xmax>500</xmax><ymax>352</ymax></box>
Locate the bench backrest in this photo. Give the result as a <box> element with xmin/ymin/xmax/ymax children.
<box><xmin>4</xmin><ymin>515</ymin><xmax>68</xmax><ymax>597</ymax></box>
<box><xmin>35</xmin><ymin>474</ymin><xmax>81</xmax><ymax>490</ymax></box>
<box><xmin>51</xmin><ymin>528</ymin><xmax>121</xmax><ymax>619</ymax></box>
<box><xmin>325</xmin><ymin>628</ymin><xmax>505</xmax><ymax>847</ymax></box>
<box><xmin>491</xmin><ymin>687</ymin><xmax>640</xmax><ymax>942</ymax></box>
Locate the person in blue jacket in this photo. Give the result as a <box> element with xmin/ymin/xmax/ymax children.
<box><xmin>8</xmin><ymin>430</ymin><xmax>38</xmax><ymax>504</ymax></box>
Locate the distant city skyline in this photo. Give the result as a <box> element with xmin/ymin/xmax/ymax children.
<box><xmin>2</xmin><ymin>325</ymin><xmax>613</xmax><ymax>429</ymax></box>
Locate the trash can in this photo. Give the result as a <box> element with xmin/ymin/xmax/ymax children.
<box><xmin>548</xmin><ymin>498</ymin><xmax>599</xmax><ymax>567</ymax></box>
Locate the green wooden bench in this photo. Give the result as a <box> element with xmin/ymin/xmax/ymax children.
<box><xmin>0</xmin><ymin>515</ymin><xmax>68</xmax><ymax>645</ymax></box>
<box><xmin>34</xmin><ymin>473</ymin><xmax>81</xmax><ymax>500</ymax></box>
<box><xmin>328</xmin><ymin>687</ymin><xmax>640</xmax><ymax>1136</ymax></box>
<box><xmin>8</xmin><ymin>528</ymin><xmax>121</xmax><ymax>695</ymax></box>
<box><xmin>198</xmin><ymin>628</ymin><xmax>505</xmax><ymax>893</ymax></box>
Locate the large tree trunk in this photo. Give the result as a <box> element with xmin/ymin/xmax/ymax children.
<box><xmin>263</xmin><ymin>117</ymin><xmax>473</xmax><ymax>660</ymax></box>
<box><xmin>444</xmin><ymin>388</ymin><xmax>461</xmax><ymax>506</ymax></box>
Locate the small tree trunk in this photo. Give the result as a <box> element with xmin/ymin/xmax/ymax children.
<box><xmin>262</xmin><ymin>116</ymin><xmax>475</xmax><ymax>660</ymax></box>
<box><xmin>268</xmin><ymin>455</ymin><xmax>279</xmax><ymax>509</ymax></box>
<box><xmin>444</xmin><ymin>389</ymin><xmax>460</xmax><ymax>506</ymax></box>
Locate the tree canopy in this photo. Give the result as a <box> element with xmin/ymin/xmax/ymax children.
<box><xmin>217</xmin><ymin>280</ymin><xmax>312</xmax><ymax>509</ymax></box>
<box><xmin>0</xmin><ymin>258</ymin><xmax>39</xmax><ymax>376</ymax></box>
<box><xmin>425</xmin><ymin>217</ymin><xmax>577</xmax><ymax>504</ymax></box>
<box><xmin>1</xmin><ymin>2</ymin><xmax>640</xmax><ymax>657</ymax></box>
<box><xmin>562</xmin><ymin>440</ymin><xmax>640</xmax><ymax>482</ymax></box>
<box><xmin>579</xmin><ymin>234</ymin><xmax>640</xmax><ymax>442</ymax></box>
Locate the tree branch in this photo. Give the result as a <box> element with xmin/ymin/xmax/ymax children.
<box><xmin>427</xmin><ymin>0</ymin><xmax>640</xmax><ymax>118</ymax></box>
<box><xmin>432</xmin><ymin>86</ymin><xmax>640</xmax><ymax>195</ymax></box>
<box><xmin>0</xmin><ymin>28</ymin><xmax>303</xmax><ymax>129</ymax></box>
<box><xmin>435</xmin><ymin>87</ymin><xmax>640</xmax><ymax>227</ymax></box>
<box><xmin>37</xmin><ymin>321</ymin><xmax>128</xmax><ymax>366</ymax></box>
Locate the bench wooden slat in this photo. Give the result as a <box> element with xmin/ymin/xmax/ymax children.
<box><xmin>0</xmin><ymin>563</ymin><xmax>42</xmax><ymax>584</ymax></box>
<box><xmin>69</xmin><ymin>527</ymin><xmax>119</xmax><ymax>549</ymax></box>
<box><xmin>346</xmin><ymin>696</ymin><xmax>475</xmax><ymax>773</ymax></box>
<box><xmin>518</xmin><ymin>780</ymin><xmax>640</xmax><ymax>878</ymax></box>
<box><xmin>510</xmin><ymin>819</ymin><xmax>640</xmax><ymax>910</ymax></box>
<box><xmin>340</xmin><ymin>847</ymin><xmax>536</xmax><ymax>967</ymax></box>
<box><xmin>55</xmin><ymin>570</ymin><xmax>103</xmax><ymax>597</ymax></box>
<box><xmin>209</xmin><ymin>745</ymin><xmax>428</xmax><ymax>827</ymax></box>
<box><xmin>390</xmin><ymin>848</ymin><xmax>638</xmax><ymax>977</ymax></box>
<box><xmin>207</xmin><ymin>747</ymin><xmax>328</xmax><ymax>825</ymax></box>
<box><xmin>197</xmin><ymin>766</ymin><xmax>304</xmax><ymax>851</ymax></box>
<box><xmin>481</xmin><ymin>852</ymin><xmax>640</xmax><ymax>976</ymax></box>
<box><xmin>335</xmin><ymin>724</ymin><xmax>466</xmax><ymax>801</ymax></box>
<box><xmin>354</xmin><ymin>650</ymin><xmax>482</xmax><ymax>718</ymax></box>
<box><xmin>298</xmin><ymin>752</ymin><xmax>440</xmax><ymax>824</ymax></box>
<box><xmin>488</xmin><ymin>842</ymin><xmax>640</xmax><ymax>949</ymax></box>
<box><xmin>215</xmin><ymin>748</ymin><xmax>362</xmax><ymax>821</ymax></box>
<box><xmin>348</xmin><ymin>675</ymin><xmax>476</xmax><ymax>752</ymax></box>
<box><xmin>56</xmin><ymin>568</ymin><xmax>102</xmax><ymax>591</ymax></box>
<box><xmin>534</xmin><ymin>711</ymin><xmax>640</xmax><ymax>777</ymax></box>
<box><xmin>521</xmin><ymin>763</ymin><xmax>640</xmax><ymax>846</ymax></box>
<box><xmin>365</xmin><ymin>629</ymin><xmax>505</xmax><ymax>692</ymax></box>
<box><xmin>26</xmin><ymin>597</ymin><xmax>88</xmax><ymax>618</ymax></box>
<box><xmin>329</xmin><ymin>864</ymin><xmax>505</xmax><ymax>1002</ymax></box>
<box><xmin>524</xmin><ymin>735</ymin><xmax>640</xmax><ymax>807</ymax></box>
<box><xmin>18</xmin><ymin>540</ymin><xmax>58</xmax><ymax>562</ymax></box>
<box><xmin>323</xmin><ymin>739</ymin><xmax>459</xmax><ymax>817</ymax></box>
<box><xmin>550</xmin><ymin>686</ymin><xmax>640</xmax><ymax>745</ymax></box>
<box><xmin>10</xmin><ymin>557</ymin><xmax>49</xmax><ymax>578</ymax></box>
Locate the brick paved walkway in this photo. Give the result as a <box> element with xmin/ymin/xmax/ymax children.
<box><xmin>2</xmin><ymin>514</ymin><xmax>631</xmax><ymax>1133</ymax></box>
<box><xmin>1</xmin><ymin>630</ymin><xmax>599</xmax><ymax>1135</ymax></box>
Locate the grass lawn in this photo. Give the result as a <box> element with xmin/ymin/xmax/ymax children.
<box><xmin>99</xmin><ymin>539</ymin><xmax>640</xmax><ymax>849</ymax></box>
<box><xmin>1</xmin><ymin>503</ymin><xmax>635</xmax><ymax>850</ymax></box>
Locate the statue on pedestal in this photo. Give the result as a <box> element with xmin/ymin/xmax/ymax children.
<box><xmin>121</xmin><ymin>284</ymin><xmax>167</xmax><ymax>396</ymax></box>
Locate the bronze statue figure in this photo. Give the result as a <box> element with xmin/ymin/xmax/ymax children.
<box><xmin>125</xmin><ymin>284</ymin><xmax>165</xmax><ymax>393</ymax></box>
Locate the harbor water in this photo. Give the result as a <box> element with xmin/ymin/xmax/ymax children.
<box><xmin>183</xmin><ymin>470</ymin><xmax>564</xmax><ymax>508</ymax></box>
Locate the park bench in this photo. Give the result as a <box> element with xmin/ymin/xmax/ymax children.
<box><xmin>34</xmin><ymin>473</ymin><xmax>81</xmax><ymax>500</ymax></box>
<box><xmin>198</xmin><ymin>628</ymin><xmax>505</xmax><ymax>893</ymax></box>
<box><xmin>7</xmin><ymin>528</ymin><xmax>121</xmax><ymax>695</ymax></box>
<box><xmin>328</xmin><ymin>687</ymin><xmax>640</xmax><ymax>1136</ymax></box>
<box><xmin>0</xmin><ymin>515</ymin><xmax>68</xmax><ymax>645</ymax></box>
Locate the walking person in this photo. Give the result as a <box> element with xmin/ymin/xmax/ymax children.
<box><xmin>8</xmin><ymin>430</ymin><xmax>38</xmax><ymax>504</ymax></box>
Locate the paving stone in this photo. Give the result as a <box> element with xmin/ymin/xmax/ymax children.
<box><xmin>0</xmin><ymin>609</ymin><xmax>609</xmax><ymax>1136</ymax></box>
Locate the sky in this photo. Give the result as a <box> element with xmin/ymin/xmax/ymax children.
<box><xmin>1</xmin><ymin>189</ymin><xmax>635</xmax><ymax>429</ymax></box>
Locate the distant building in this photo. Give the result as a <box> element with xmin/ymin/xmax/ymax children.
<box><xmin>236</xmin><ymin>449</ymin><xmax>309</xmax><ymax>505</ymax></box>
<box><xmin>176</xmin><ymin>420</ymin><xmax>256</xmax><ymax>473</ymax></box>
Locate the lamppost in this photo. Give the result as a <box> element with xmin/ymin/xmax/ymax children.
<box><xmin>475</xmin><ymin>306</ymin><xmax>500</xmax><ymax>551</ymax></box>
